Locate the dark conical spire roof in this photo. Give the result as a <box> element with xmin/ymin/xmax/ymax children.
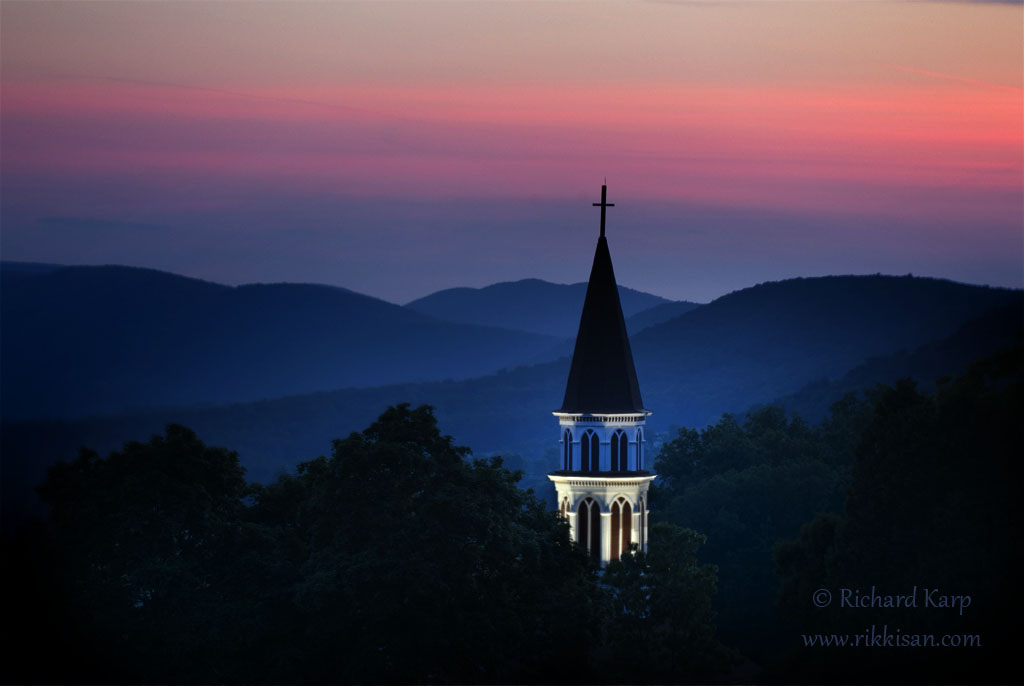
<box><xmin>559</xmin><ymin>235</ymin><xmax>646</xmax><ymax>414</ymax></box>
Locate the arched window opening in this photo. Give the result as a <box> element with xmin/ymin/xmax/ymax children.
<box><xmin>622</xmin><ymin>500</ymin><xmax>632</xmax><ymax>552</ymax></box>
<box><xmin>581</xmin><ymin>430</ymin><xmax>598</xmax><ymax>471</ymax></box>
<box><xmin>611</xmin><ymin>501</ymin><xmax>621</xmax><ymax>561</ymax></box>
<box><xmin>638</xmin><ymin>499</ymin><xmax>647</xmax><ymax>552</ymax></box>
<box><xmin>636</xmin><ymin>429</ymin><xmax>644</xmax><ymax>470</ymax></box>
<box><xmin>610</xmin><ymin>497</ymin><xmax>634</xmax><ymax>562</ymax></box>
<box><xmin>577</xmin><ymin>500</ymin><xmax>589</xmax><ymax>550</ymax></box>
<box><xmin>610</xmin><ymin>431</ymin><xmax>619</xmax><ymax>471</ymax></box>
<box><xmin>577</xmin><ymin>498</ymin><xmax>600</xmax><ymax>561</ymax></box>
<box><xmin>639</xmin><ymin>496</ymin><xmax>645</xmax><ymax>552</ymax></box>
<box><xmin>563</xmin><ymin>429</ymin><xmax>572</xmax><ymax>470</ymax></box>
<box><xmin>611</xmin><ymin>429</ymin><xmax>627</xmax><ymax>472</ymax></box>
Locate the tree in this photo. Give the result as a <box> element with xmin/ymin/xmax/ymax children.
<box><xmin>258</xmin><ymin>403</ymin><xmax>601</xmax><ymax>683</ymax></box>
<box><xmin>601</xmin><ymin>523</ymin><xmax>736</xmax><ymax>683</ymax></box>
<box><xmin>651</xmin><ymin>405</ymin><xmax>851</xmax><ymax>663</ymax></box>
<box><xmin>775</xmin><ymin>344</ymin><xmax>1022</xmax><ymax>682</ymax></box>
<box><xmin>12</xmin><ymin>405</ymin><xmax>733</xmax><ymax>684</ymax></box>
<box><xmin>31</xmin><ymin>424</ymin><xmax>259</xmax><ymax>682</ymax></box>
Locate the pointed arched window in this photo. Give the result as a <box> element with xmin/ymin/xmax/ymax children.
<box><xmin>611</xmin><ymin>430</ymin><xmax>627</xmax><ymax>471</ymax></box>
<box><xmin>610</xmin><ymin>429</ymin><xmax>621</xmax><ymax>471</ymax></box>
<box><xmin>622</xmin><ymin>500</ymin><xmax>632</xmax><ymax>553</ymax></box>
<box><xmin>563</xmin><ymin>429</ymin><xmax>572</xmax><ymax>470</ymax></box>
<box><xmin>577</xmin><ymin>500</ymin><xmax>589</xmax><ymax>550</ymax></box>
<box><xmin>577</xmin><ymin>498</ymin><xmax>600</xmax><ymax>561</ymax></box>
<box><xmin>638</xmin><ymin>496</ymin><xmax>645</xmax><ymax>552</ymax></box>
<box><xmin>610</xmin><ymin>431</ymin><xmax>617</xmax><ymax>471</ymax></box>
<box><xmin>636</xmin><ymin>429</ymin><xmax>644</xmax><ymax>470</ymax></box>
<box><xmin>581</xmin><ymin>429</ymin><xmax>598</xmax><ymax>471</ymax></box>
<box><xmin>611</xmin><ymin>500</ymin><xmax>620</xmax><ymax>560</ymax></box>
<box><xmin>610</xmin><ymin>497</ymin><xmax>634</xmax><ymax>562</ymax></box>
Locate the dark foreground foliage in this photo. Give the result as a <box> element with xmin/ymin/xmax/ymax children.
<box><xmin>771</xmin><ymin>344</ymin><xmax>1021</xmax><ymax>683</ymax></box>
<box><xmin>2</xmin><ymin>404</ymin><xmax>732</xmax><ymax>684</ymax></box>
<box><xmin>651</xmin><ymin>342</ymin><xmax>1021</xmax><ymax>683</ymax></box>
<box><xmin>652</xmin><ymin>397</ymin><xmax>867</xmax><ymax>662</ymax></box>
<box><xmin>5</xmin><ymin>341</ymin><xmax>1018</xmax><ymax>684</ymax></box>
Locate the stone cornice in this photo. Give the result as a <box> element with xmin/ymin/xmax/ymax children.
<box><xmin>547</xmin><ymin>473</ymin><xmax>656</xmax><ymax>489</ymax></box>
<box><xmin>552</xmin><ymin>412</ymin><xmax>650</xmax><ymax>423</ymax></box>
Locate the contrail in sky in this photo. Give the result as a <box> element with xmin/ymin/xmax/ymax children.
<box><xmin>891</xmin><ymin>65</ymin><xmax>1022</xmax><ymax>92</ymax></box>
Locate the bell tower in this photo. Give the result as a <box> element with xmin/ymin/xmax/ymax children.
<box><xmin>549</xmin><ymin>184</ymin><xmax>655</xmax><ymax>565</ymax></box>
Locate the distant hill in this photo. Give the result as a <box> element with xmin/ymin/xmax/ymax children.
<box><xmin>4</xmin><ymin>274</ymin><xmax>1018</xmax><ymax>533</ymax></box>
<box><xmin>406</xmin><ymin>278</ymin><xmax>684</xmax><ymax>338</ymax></box>
<box><xmin>0</xmin><ymin>263</ymin><xmax>559</xmax><ymax>419</ymax></box>
<box><xmin>624</xmin><ymin>300</ymin><xmax>702</xmax><ymax>335</ymax></box>
<box><xmin>632</xmin><ymin>275</ymin><xmax>1022</xmax><ymax>429</ymax></box>
<box><xmin>0</xmin><ymin>261</ymin><xmax>65</xmax><ymax>278</ymax></box>
<box><xmin>773</xmin><ymin>300</ymin><xmax>1024</xmax><ymax>421</ymax></box>
<box><xmin>524</xmin><ymin>298</ymin><xmax>705</xmax><ymax>363</ymax></box>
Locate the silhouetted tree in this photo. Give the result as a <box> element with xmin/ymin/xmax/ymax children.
<box><xmin>255</xmin><ymin>403</ymin><xmax>601</xmax><ymax>683</ymax></box>
<box><xmin>8</xmin><ymin>405</ymin><xmax>734</xmax><ymax>684</ymax></box>
<box><xmin>30</xmin><ymin>425</ymin><xmax>260</xmax><ymax>681</ymax></box>
<box><xmin>652</xmin><ymin>404</ymin><xmax>854</xmax><ymax>662</ymax></box>
<box><xmin>775</xmin><ymin>344</ymin><xmax>1022</xmax><ymax>683</ymax></box>
<box><xmin>601</xmin><ymin>523</ymin><xmax>736</xmax><ymax>683</ymax></box>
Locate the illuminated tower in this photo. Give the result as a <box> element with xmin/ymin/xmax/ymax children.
<box><xmin>549</xmin><ymin>184</ymin><xmax>655</xmax><ymax>565</ymax></box>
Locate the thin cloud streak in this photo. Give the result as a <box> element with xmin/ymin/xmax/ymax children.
<box><xmin>891</xmin><ymin>65</ymin><xmax>1023</xmax><ymax>92</ymax></box>
<box><xmin>6</xmin><ymin>66</ymin><xmax>416</xmax><ymax>123</ymax></box>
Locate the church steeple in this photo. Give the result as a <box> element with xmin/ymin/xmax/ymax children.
<box><xmin>549</xmin><ymin>184</ymin><xmax>655</xmax><ymax>566</ymax></box>
<box><xmin>558</xmin><ymin>199</ymin><xmax>646</xmax><ymax>413</ymax></box>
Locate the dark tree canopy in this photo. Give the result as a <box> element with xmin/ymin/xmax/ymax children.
<box><xmin>649</xmin><ymin>342</ymin><xmax>1021</xmax><ymax>681</ymax></box>
<box><xmin>651</xmin><ymin>402</ymin><xmax>861</xmax><ymax>662</ymax></box>
<box><xmin>7</xmin><ymin>425</ymin><xmax>258</xmax><ymax>682</ymax></box>
<box><xmin>4</xmin><ymin>404</ymin><xmax>729</xmax><ymax>685</ymax></box>
<box><xmin>774</xmin><ymin>344</ymin><xmax>1021</xmax><ymax>683</ymax></box>
<box><xmin>601</xmin><ymin>523</ymin><xmax>737</xmax><ymax>683</ymax></box>
<box><xmin>260</xmin><ymin>404</ymin><xmax>602</xmax><ymax>683</ymax></box>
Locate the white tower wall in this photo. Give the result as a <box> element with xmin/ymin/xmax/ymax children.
<box><xmin>550</xmin><ymin>411</ymin><xmax>654</xmax><ymax>565</ymax></box>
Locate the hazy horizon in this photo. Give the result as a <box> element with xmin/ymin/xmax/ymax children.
<box><xmin>7</xmin><ymin>255</ymin><xmax>1023</xmax><ymax>309</ymax></box>
<box><xmin>2</xmin><ymin>1</ymin><xmax>1021</xmax><ymax>304</ymax></box>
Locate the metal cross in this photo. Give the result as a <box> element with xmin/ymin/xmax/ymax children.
<box><xmin>592</xmin><ymin>184</ymin><xmax>615</xmax><ymax>237</ymax></box>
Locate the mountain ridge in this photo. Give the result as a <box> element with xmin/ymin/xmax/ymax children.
<box><xmin>4</xmin><ymin>283</ymin><xmax>1019</xmax><ymax>538</ymax></box>
<box><xmin>1</xmin><ymin>263</ymin><xmax>687</xmax><ymax>420</ymax></box>
<box><xmin>4</xmin><ymin>274</ymin><xmax>1018</xmax><ymax>537</ymax></box>
<box><xmin>0</xmin><ymin>263</ymin><xmax>565</xmax><ymax>419</ymax></box>
<box><xmin>631</xmin><ymin>273</ymin><xmax>1021</xmax><ymax>426</ymax></box>
<box><xmin>406</xmin><ymin>277</ymin><xmax>691</xmax><ymax>338</ymax></box>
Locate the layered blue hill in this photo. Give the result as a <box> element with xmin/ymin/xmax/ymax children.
<box><xmin>406</xmin><ymin>278</ymin><xmax>696</xmax><ymax>338</ymax></box>
<box><xmin>1</xmin><ymin>263</ymin><xmax>566</xmax><ymax>419</ymax></box>
<box><xmin>631</xmin><ymin>274</ymin><xmax>1022</xmax><ymax>428</ymax></box>
<box><xmin>4</xmin><ymin>273</ymin><xmax>1019</xmax><ymax>535</ymax></box>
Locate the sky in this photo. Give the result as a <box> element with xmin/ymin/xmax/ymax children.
<box><xmin>2</xmin><ymin>1</ymin><xmax>1021</xmax><ymax>304</ymax></box>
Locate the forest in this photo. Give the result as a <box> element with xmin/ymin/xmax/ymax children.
<box><xmin>2</xmin><ymin>343</ymin><xmax>1019</xmax><ymax>684</ymax></box>
<box><xmin>654</xmin><ymin>343</ymin><xmax>1020</xmax><ymax>683</ymax></box>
